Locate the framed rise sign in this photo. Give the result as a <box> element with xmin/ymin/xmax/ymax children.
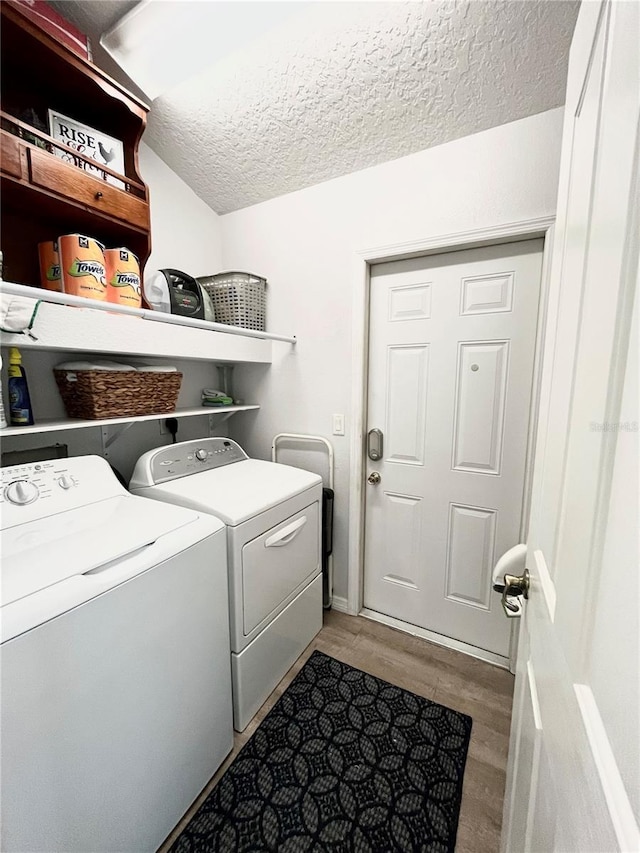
<box><xmin>48</xmin><ymin>109</ymin><xmax>125</xmax><ymax>188</ymax></box>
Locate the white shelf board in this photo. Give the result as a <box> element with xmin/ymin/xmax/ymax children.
<box><xmin>0</xmin><ymin>293</ymin><xmax>273</xmax><ymax>364</ymax></box>
<box><xmin>1</xmin><ymin>405</ymin><xmax>259</xmax><ymax>437</ymax></box>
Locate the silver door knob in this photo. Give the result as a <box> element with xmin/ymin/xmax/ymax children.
<box><xmin>367</xmin><ymin>471</ymin><xmax>381</xmax><ymax>485</ymax></box>
<box><xmin>493</xmin><ymin>569</ymin><xmax>530</xmax><ymax>618</ymax></box>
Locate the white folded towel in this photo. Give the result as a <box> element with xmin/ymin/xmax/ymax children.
<box><xmin>55</xmin><ymin>360</ymin><xmax>136</xmax><ymax>371</ymax></box>
<box><xmin>55</xmin><ymin>361</ymin><xmax>178</xmax><ymax>372</ymax></box>
<box><xmin>136</xmin><ymin>365</ymin><xmax>178</xmax><ymax>372</ymax></box>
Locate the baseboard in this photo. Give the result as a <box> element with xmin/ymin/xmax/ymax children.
<box><xmin>359</xmin><ymin>608</ymin><xmax>510</xmax><ymax>669</ymax></box>
<box><xmin>329</xmin><ymin>595</ymin><xmax>349</xmax><ymax>614</ymax></box>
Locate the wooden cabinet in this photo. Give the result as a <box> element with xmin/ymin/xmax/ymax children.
<box><xmin>1</xmin><ymin>132</ymin><xmax>23</xmax><ymax>180</ymax></box>
<box><xmin>0</xmin><ymin>3</ymin><xmax>151</xmax><ymax>288</ymax></box>
<box><xmin>28</xmin><ymin>146</ymin><xmax>150</xmax><ymax>229</ymax></box>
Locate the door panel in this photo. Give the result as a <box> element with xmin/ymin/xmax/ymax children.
<box><xmin>385</xmin><ymin>344</ymin><xmax>429</xmax><ymax>464</ymax></box>
<box><xmin>532</xmin><ymin>0</ymin><xmax>608</xmax><ymax>575</ymax></box>
<box><xmin>364</xmin><ymin>240</ymin><xmax>543</xmax><ymax>657</ymax></box>
<box><xmin>452</xmin><ymin>340</ymin><xmax>509</xmax><ymax>474</ymax></box>
<box><xmin>389</xmin><ymin>282</ymin><xmax>432</xmax><ymax>320</ymax></box>
<box><xmin>444</xmin><ymin>503</ymin><xmax>496</xmax><ymax>609</ymax></box>
<box><xmin>502</xmin><ymin>2</ymin><xmax>640</xmax><ymax>849</ymax></box>
<box><xmin>380</xmin><ymin>492</ymin><xmax>423</xmax><ymax>589</ymax></box>
<box><xmin>461</xmin><ymin>272</ymin><xmax>514</xmax><ymax>315</ymax></box>
<box><xmin>242</xmin><ymin>502</ymin><xmax>319</xmax><ymax>635</ymax></box>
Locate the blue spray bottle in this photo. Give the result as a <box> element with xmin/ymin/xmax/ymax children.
<box><xmin>8</xmin><ymin>347</ymin><xmax>34</xmax><ymax>426</ymax></box>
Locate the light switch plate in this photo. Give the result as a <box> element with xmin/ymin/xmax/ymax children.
<box><xmin>332</xmin><ymin>413</ymin><xmax>345</xmax><ymax>435</ymax></box>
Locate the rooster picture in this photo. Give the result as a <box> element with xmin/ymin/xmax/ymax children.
<box><xmin>98</xmin><ymin>141</ymin><xmax>115</xmax><ymax>165</ymax></box>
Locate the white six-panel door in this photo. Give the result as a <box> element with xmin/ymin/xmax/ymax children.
<box><xmin>502</xmin><ymin>1</ymin><xmax>639</xmax><ymax>849</ymax></box>
<box><xmin>364</xmin><ymin>241</ymin><xmax>543</xmax><ymax>658</ymax></box>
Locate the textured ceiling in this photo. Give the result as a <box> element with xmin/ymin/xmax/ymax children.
<box><xmin>52</xmin><ymin>1</ymin><xmax>579</xmax><ymax>215</ymax></box>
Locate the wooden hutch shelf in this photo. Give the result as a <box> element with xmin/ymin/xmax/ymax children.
<box><xmin>0</xmin><ymin>2</ymin><xmax>151</xmax><ymax>288</ymax></box>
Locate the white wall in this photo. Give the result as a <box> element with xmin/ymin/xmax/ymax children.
<box><xmin>221</xmin><ymin>108</ymin><xmax>565</xmax><ymax>604</ymax></box>
<box><xmin>139</xmin><ymin>140</ymin><xmax>222</xmax><ymax>277</ymax></box>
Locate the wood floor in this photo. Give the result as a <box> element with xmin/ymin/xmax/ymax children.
<box><xmin>160</xmin><ymin>611</ymin><xmax>514</xmax><ymax>852</ymax></box>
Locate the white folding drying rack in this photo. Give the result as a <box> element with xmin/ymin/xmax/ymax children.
<box><xmin>271</xmin><ymin>433</ymin><xmax>334</xmax><ymax>608</ymax></box>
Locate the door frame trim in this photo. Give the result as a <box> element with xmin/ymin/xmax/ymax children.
<box><xmin>347</xmin><ymin>216</ymin><xmax>556</xmax><ymax>659</ymax></box>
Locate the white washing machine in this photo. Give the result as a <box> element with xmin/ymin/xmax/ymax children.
<box><xmin>130</xmin><ymin>437</ymin><xmax>323</xmax><ymax>731</ymax></box>
<box><xmin>0</xmin><ymin>456</ymin><xmax>233</xmax><ymax>853</ymax></box>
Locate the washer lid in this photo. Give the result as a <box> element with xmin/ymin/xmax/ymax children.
<box><xmin>138</xmin><ymin>459</ymin><xmax>322</xmax><ymax>525</ymax></box>
<box><xmin>1</xmin><ymin>495</ymin><xmax>209</xmax><ymax>607</ymax></box>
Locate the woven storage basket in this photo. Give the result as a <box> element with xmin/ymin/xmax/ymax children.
<box><xmin>198</xmin><ymin>271</ymin><xmax>266</xmax><ymax>331</ymax></box>
<box><xmin>54</xmin><ymin>369</ymin><xmax>182</xmax><ymax>419</ymax></box>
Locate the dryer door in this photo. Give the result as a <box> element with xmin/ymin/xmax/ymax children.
<box><xmin>242</xmin><ymin>501</ymin><xmax>320</xmax><ymax>636</ymax></box>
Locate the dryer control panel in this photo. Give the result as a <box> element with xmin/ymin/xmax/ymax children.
<box><xmin>130</xmin><ymin>438</ymin><xmax>249</xmax><ymax>487</ymax></box>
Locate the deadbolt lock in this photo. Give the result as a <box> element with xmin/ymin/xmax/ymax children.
<box><xmin>367</xmin><ymin>428</ymin><xmax>383</xmax><ymax>461</ymax></box>
<box><xmin>367</xmin><ymin>471</ymin><xmax>381</xmax><ymax>485</ymax></box>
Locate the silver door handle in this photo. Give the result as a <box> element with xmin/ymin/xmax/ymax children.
<box><xmin>367</xmin><ymin>428</ymin><xmax>383</xmax><ymax>461</ymax></box>
<box><xmin>368</xmin><ymin>471</ymin><xmax>381</xmax><ymax>485</ymax></box>
<box><xmin>493</xmin><ymin>569</ymin><xmax>530</xmax><ymax>618</ymax></box>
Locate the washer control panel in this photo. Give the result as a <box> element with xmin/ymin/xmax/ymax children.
<box><xmin>2</xmin><ymin>460</ymin><xmax>67</xmax><ymax>509</ymax></box>
<box><xmin>139</xmin><ymin>438</ymin><xmax>248</xmax><ymax>486</ymax></box>
<box><xmin>1</xmin><ymin>456</ymin><xmax>125</xmax><ymax>530</ymax></box>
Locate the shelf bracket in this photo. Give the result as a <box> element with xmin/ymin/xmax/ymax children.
<box><xmin>101</xmin><ymin>422</ymin><xmax>136</xmax><ymax>456</ymax></box>
<box><xmin>208</xmin><ymin>412</ymin><xmax>235</xmax><ymax>435</ymax></box>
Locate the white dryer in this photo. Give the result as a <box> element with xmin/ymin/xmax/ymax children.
<box><xmin>130</xmin><ymin>437</ymin><xmax>323</xmax><ymax>731</ymax></box>
<box><xmin>0</xmin><ymin>455</ymin><xmax>233</xmax><ymax>853</ymax></box>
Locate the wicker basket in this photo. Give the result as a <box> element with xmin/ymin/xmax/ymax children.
<box><xmin>54</xmin><ymin>369</ymin><xmax>182</xmax><ymax>419</ymax></box>
<box><xmin>197</xmin><ymin>271</ymin><xmax>266</xmax><ymax>331</ymax></box>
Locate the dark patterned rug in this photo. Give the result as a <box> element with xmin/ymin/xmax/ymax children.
<box><xmin>170</xmin><ymin>651</ymin><xmax>472</xmax><ymax>853</ymax></box>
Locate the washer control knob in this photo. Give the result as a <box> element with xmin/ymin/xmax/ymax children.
<box><xmin>195</xmin><ymin>448</ymin><xmax>208</xmax><ymax>461</ymax></box>
<box><xmin>5</xmin><ymin>480</ymin><xmax>39</xmax><ymax>505</ymax></box>
<box><xmin>58</xmin><ymin>475</ymin><xmax>75</xmax><ymax>490</ymax></box>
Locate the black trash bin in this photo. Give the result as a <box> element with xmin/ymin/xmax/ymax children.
<box><xmin>322</xmin><ymin>487</ymin><xmax>334</xmax><ymax>609</ymax></box>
